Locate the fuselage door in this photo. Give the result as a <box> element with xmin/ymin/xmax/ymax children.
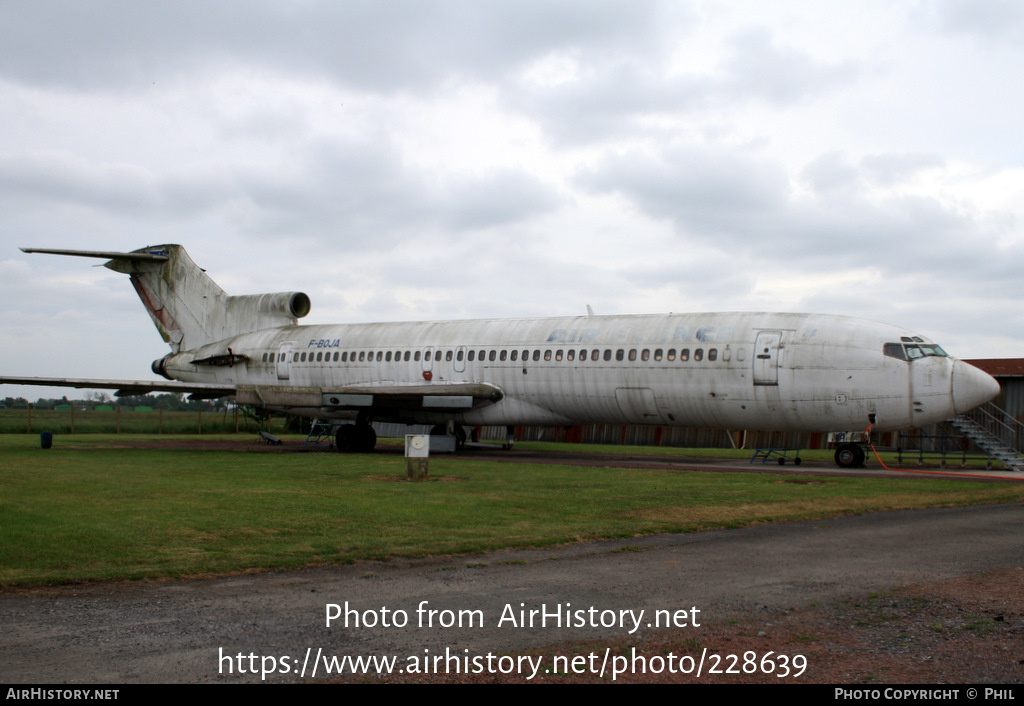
<box><xmin>277</xmin><ymin>342</ymin><xmax>293</xmax><ymax>380</ymax></box>
<box><xmin>753</xmin><ymin>331</ymin><xmax>782</xmax><ymax>386</ymax></box>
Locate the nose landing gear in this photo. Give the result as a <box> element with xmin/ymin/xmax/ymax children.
<box><xmin>834</xmin><ymin>443</ymin><xmax>866</xmax><ymax>468</ymax></box>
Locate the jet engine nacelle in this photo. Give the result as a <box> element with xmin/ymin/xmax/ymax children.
<box><xmin>227</xmin><ymin>292</ymin><xmax>312</xmax><ymax>322</ymax></box>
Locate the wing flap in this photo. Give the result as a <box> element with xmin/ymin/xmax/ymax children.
<box><xmin>235</xmin><ymin>381</ymin><xmax>503</xmax><ymax>411</ymax></box>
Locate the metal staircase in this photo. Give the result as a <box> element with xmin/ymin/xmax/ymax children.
<box><xmin>947</xmin><ymin>403</ymin><xmax>1024</xmax><ymax>472</ymax></box>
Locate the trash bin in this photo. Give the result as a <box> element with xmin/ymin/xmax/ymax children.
<box><xmin>40</xmin><ymin>431</ymin><xmax>53</xmax><ymax>449</ymax></box>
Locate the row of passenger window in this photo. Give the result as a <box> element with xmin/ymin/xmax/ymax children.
<box><xmin>260</xmin><ymin>347</ymin><xmax>726</xmax><ymax>365</ymax></box>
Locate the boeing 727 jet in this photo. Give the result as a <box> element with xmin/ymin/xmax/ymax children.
<box><xmin>1</xmin><ymin>245</ymin><xmax>1001</xmax><ymax>466</ymax></box>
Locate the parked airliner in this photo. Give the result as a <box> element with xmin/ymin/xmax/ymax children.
<box><xmin>1</xmin><ymin>245</ymin><xmax>1000</xmax><ymax>467</ymax></box>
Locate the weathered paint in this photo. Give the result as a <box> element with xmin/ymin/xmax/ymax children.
<box><xmin>7</xmin><ymin>245</ymin><xmax>1001</xmax><ymax>439</ymax></box>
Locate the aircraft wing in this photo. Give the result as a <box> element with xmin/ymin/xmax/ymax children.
<box><xmin>0</xmin><ymin>376</ymin><xmax>235</xmax><ymax>400</ymax></box>
<box><xmin>1</xmin><ymin>375</ymin><xmax>504</xmax><ymax>411</ymax></box>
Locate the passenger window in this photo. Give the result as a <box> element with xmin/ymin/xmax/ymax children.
<box><xmin>456</xmin><ymin>350</ymin><xmax>463</xmax><ymax>362</ymax></box>
<box><xmin>667</xmin><ymin>349</ymin><xmax>675</xmax><ymax>361</ymax></box>
<box><xmin>628</xmin><ymin>349</ymin><xmax>637</xmax><ymax>361</ymax></box>
<box><xmin>616</xmin><ymin>349</ymin><xmax>625</xmax><ymax>361</ymax></box>
<box><xmin>567</xmin><ymin>349</ymin><xmax>575</xmax><ymax>361</ymax></box>
<box><xmin>511</xmin><ymin>350</ymin><xmax>518</xmax><ymax>362</ymax></box>
<box><xmin>268</xmin><ymin>353</ymin><xmax>275</xmax><ymax>363</ymax></box>
<box><xmin>414</xmin><ymin>351</ymin><xmax>421</xmax><ymax>362</ymax></box>
<box><xmin>386</xmin><ymin>351</ymin><xmax>393</xmax><ymax>362</ymax></box>
<box><xmin>489</xmin><ymin>350</ymin><xmax>497</xmax><ymax>362</ymax></box>
<box><xmin>708</xmin><ymin>348</ymin><xmax>717</xmax><ymax>362</ymax></box>
<box><xmin>500</xmin><ymin>350</ymin><xmax>507</xmax><ymax>361</ymax></box>
<box><xmin>555</xmin><ymin>350</ymin><xmax>563</xmax><ymax>361</ymax></box>
<box><xmin>679</xmin><ymin>349</ymin><xmax>689</xmax><ymax>362</ymax></box>
<box><xmin>694</xmin><ymin>349</ymin><xmax>704</xmax><ymax>362</ymax></box>
<box><xmin>435</xmin><ymin>351</ymin><xmax>442</xmax><ymax>362</ymax></box>
<box><xmin>533</xmin><ymin>350</ymin><xmax>541</xmax><ymax>362</ymax></box>
<box><xmin>604</xmin><ymin>349</ymin><xmax>612</xmax><ymax>361</ymax></box>
<box><xmin>316</xmin><ymin>352</ymin><xmax>323</xmax><ymax>362</ymax></box>
<box><xmin>544</xmin><ymin>350</ymin><xmax>552</xmax><ymax>361</ymax></box>
<box><xmin>592</xmin><ymin>350</ymin><xmax>600</xmax><ymax>361</ymax></box>
<box><xmin>468</xmin><ymin>350</ymin><xmax>475</xmax><ymax>362</ymax></box>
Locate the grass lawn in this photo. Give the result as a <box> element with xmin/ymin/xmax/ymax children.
<box><xmin>1</xmin><ymin>434</ymin><xmax>1021</xmax><ymax>586</ymax></box>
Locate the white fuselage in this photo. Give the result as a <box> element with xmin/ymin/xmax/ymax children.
<box><xmin>161</xmin><ymin>311</ymin><xmax>997</xmax><ymax>433</ymax></box>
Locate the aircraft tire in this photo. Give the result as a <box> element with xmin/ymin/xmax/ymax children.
<box><xmin>335</xmin><ymin>425</ymin><xmax>357</xmax><ymax>452</ymax></box>
<box><xmin>355</xmin><ymin>424</ymin><xmax>377</xmax><ymax>453</ymax></box>
<box><xmin>834</xmin><ymin>443</ymin><xmax>865</xmax><ymax>468</ymax></box>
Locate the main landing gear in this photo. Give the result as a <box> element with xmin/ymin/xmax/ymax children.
<box><xmin>334</xmin><ymin>420</ymin><xmax>377</xmax><ymax>453</ymax></box>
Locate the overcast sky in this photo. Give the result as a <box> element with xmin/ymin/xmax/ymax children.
<box><xmin>2</xmin><ymin>0</ymin><xmax>1022</xmax><ymax>400</ymax></box>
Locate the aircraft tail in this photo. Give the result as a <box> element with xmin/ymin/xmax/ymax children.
<box><xmin>21</xmin><ymin>245</ymin><xmax>310</xmax><ymax>352</ymax></box>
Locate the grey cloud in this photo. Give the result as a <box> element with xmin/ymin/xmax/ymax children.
<box><xmin>719</xmin><ymin>30</ymin><xmax>859</xmax><ymax>106</ymax></box>
<box><xmin>801</xmin><ymin>151</ymin><xmax>947</xmax><ymax>192</ymax></box>
<box><xmin>799</xmin><ymin>152</ymin><xmax>863</xmax><ymax>194</ymax></box>
<box><xmin>507</xmin><ymin>27</ymin><xmax>859</xmax><ymax>145</ymax></box>
<box><xmin>928</xmin><ymin>0</ymin><xmax>1024</xmax><ymax>42</ymax></box>
<box><xmin>236</xmin><ymin>138</ymin><xmax>561</xmax><ymax>243</ymax></box>
<box><xmin>575</xmin><ymin>144</ymin><xmax>1012</xmax><ymax>282</ymax></box>
<box><xmin>0</xmin><ymin>153</ymin><xmax>233</xmax><ymax>219</ymax></box>
<box><xmin>860</xmin><ymin>153</ymin><xmax>946</xmax><ymax>187</ymax></box>
<box><xmin>576</xmin><ymin>146</ymin><xmax>789</xmax><ymax>241</ymax></box>
<box><xmin>0</xmin><ymin>0</ymin><xmax>668</xmax><ymax>92</ymax></box>
<box><xmin>435</xmin><ymin>169</ymin><xmax>562</xmax><ymax>231</ymax></box>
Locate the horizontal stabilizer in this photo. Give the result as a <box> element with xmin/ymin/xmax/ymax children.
<box><xmin>20</xmin><ymin>247</ymin><xmax>170</xmax><ymax>262</ymax></box>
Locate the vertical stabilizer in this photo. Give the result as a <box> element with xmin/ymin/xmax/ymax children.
<box><xmin>105</xmin><ymin>245</ymin><xmax>226</xmax><ymax>352</ymax></box>
<box><xmin>21</xmin><ymin>245</ymin><xmax>311</xmax><ymax>352</ymax></box>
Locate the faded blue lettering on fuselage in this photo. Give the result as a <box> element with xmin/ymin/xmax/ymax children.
<box><xmin>547</xmin><ymin>326</ymin><xmax>737</xmax><ymax>344</ymax></box>
<box><xmin>308</xmin><ymin>339</ymin><xmax>341</xmax><ymax>349</ymax></box>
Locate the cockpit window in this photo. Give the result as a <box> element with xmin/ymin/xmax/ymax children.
<box><xmin>886</xmin><ymin>342</ymin><xmax>948</xmax><ymax>361</ymax></box>
<box><xmin>906</xmin><ymin>343</ymin><xmax>948</xmax><ymax>359</ymax></box>
<box><xmin>884</xmin><ymin>343</ymin><xmax>907</xmax><ymax>361</ymax></box>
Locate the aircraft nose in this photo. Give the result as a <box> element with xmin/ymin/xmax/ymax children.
<box><xmin>951</xmin><ymin>359</ymin><xmax>1001</xmax><ymax>415</ymax></box>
